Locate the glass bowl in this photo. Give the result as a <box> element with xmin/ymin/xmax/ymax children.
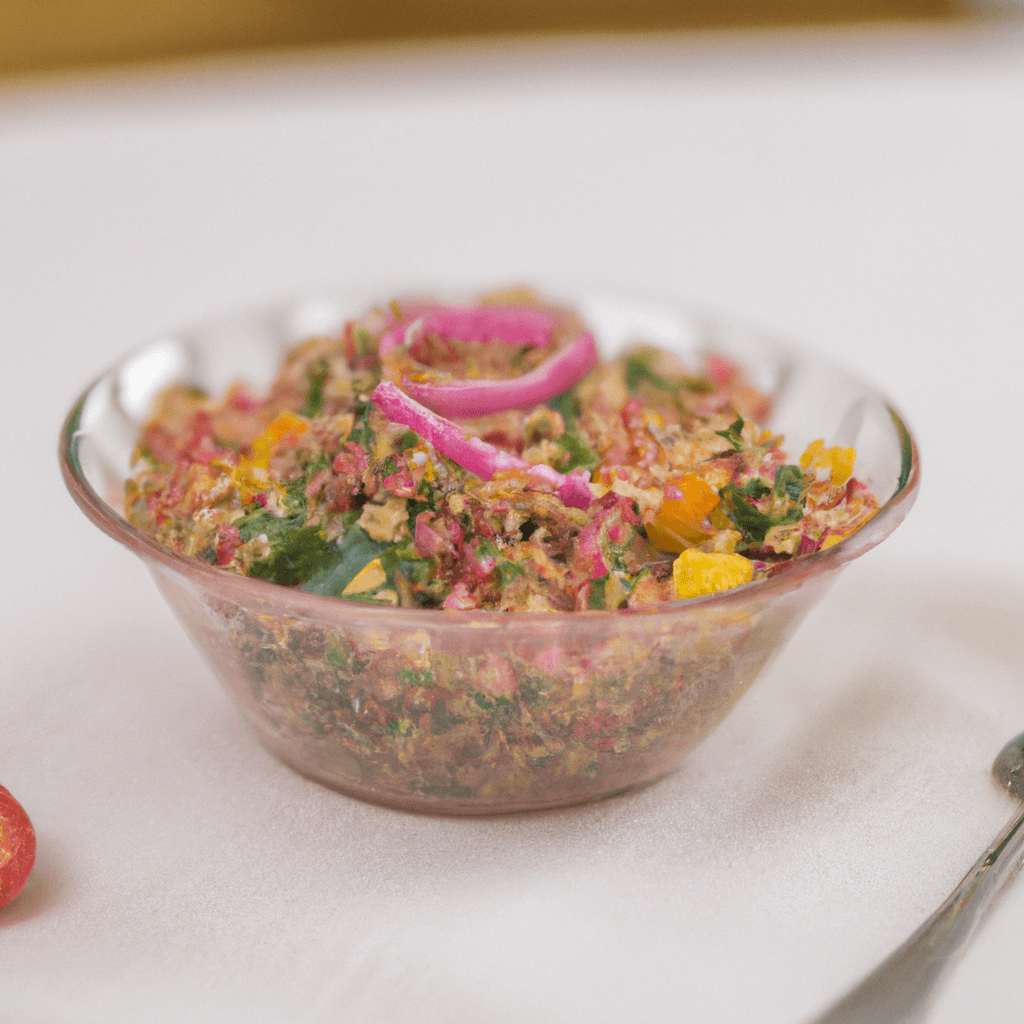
<box><xmin>59</xmin><ymin>292</ymin><xmax>919</xmax><ymax>814</ymax></box>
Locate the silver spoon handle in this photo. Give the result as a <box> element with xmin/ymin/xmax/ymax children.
<box><xmin>809</xmin><ymin>801</ymin><xmax>1024</xmax><ymax>1024</ymax></box>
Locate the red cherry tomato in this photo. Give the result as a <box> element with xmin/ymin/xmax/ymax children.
<box><xmin>0</xmin><ymin>784</ymin><xmax>35</xmax><ymax>908</ymax></box>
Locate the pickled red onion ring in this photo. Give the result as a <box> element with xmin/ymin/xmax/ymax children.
<box><xmin>379</xmin><ymin>305</ymin><xmax>556</xmax><ymax>358</ymax></box>
<box><xmin>377</xmin><ymin>304</ymin><xmax>597</xmax><ymax>417</ymax></box>
<box><xmin>405</xmin><ymin>331</ymin><xmax>599</xmax><ymax>419</ymax></box>
<box><xmin>371</xmin><ymin>381</ymin><xmax>593</xmax><ymax>509</ymax></box>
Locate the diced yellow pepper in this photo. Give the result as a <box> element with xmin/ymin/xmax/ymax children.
<box><xmin>343</xmin><ymin>558</ymin><xmax>388</xmax><ymax>595</ymax></box>
<box><xmin>672</xmin><ymin>550</ymin><xmax>754</xmax><ymax>600</ymax></box>
<box><xmin>800</xmin><ymin>438</ymin><xmax>856</xmax><ymax>486</ymax></box>
<box><xmin>799</xmin><ymin>439</ymin><xmax>824</xmax><ymax>469</ymax></box>
<box><xmin>826</xmin><ymin>447</ymin><xmax>856</xmax><ymax>486</ymax></box>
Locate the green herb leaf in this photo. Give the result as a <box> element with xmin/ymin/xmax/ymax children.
<box><xmin>237</xmin><ymin>507</ymin><xmax>303</xmax><ymax>546</ymax></box>
<box><xmin>302</xmin><ymin>525</ymin><xmax>393</xmax><ymax>597</ymax></box>
<box><xmin>496</xmin><ymin>560</ymin><xmax>526</xmax><ymax>589</ymax></box>
<box><xmin>397</xmin><ymin>555</ymin><xmax>434</xmax><ymax>587</ymax></box>
<box><xmin>248</xmin><ymin>522</ymin><xmax>336</xmax><ymax>586</ymax></box>
<box><xmin>546</xmin><ymin>389</ymin><xmax>580</xmax><ymax>426</ymax></box>
<box><xmin>555</xmin><ymin>429</ymin><xmax>599</xmax><ymax>473</ymax></box>
<box><xmin>624</xmin><ymin>353</ymin><xmax>671</xmax><ymax>392</ymax></box>
<box><xmin>588</xmin><ymin>574</ymin><xmax>609</xmax><ymax>610</ymax></box>
<box><xmin>890</xmin><ymin>408</ymin><xmax>914</xmax><ymax>493</ymax></box>
<box><xmin>715</xmin><ymin>417</ymin><xmax>746</xmax><ymax>452</ymax></box>
<box><xmin>346</xmin><ymin>398</ymin><xmax>374</xmax><ymax>449</ymax></box>
<box><xmin>682</xmin><ymin>376</ymin><xmax>715</xmax><ymax>394</ymax></box>
<box><xmin>407</xmin><ymin>479</ymin><xmax>438</xmax><ymax>521</ymax></box>
<box><xmin>299</xmin><ymin>358</ymin><xmax>329</xmax><ymax>418</ymax></box>
<box><xmin>773</xmin><ymin>464</ymin><xmax>807</xmax><ymax>502</ymax></box>
<box><xmin>722</xmin><ymin>487</ymin><xmax>773</xmax><ymax>543</ymax></box>
<box><xmin>723</xmin><ymin>484</ymin><xmax>803</xmax><ymax>544</ymax></box>
<box><xmin>739</xmin><ymin>477</ymin><xmax>771</xmax><ymax>500</ymax></box>
<box><xmin>476</xmin><ymin>538</ymin><xmax>501</xmax><ymax>560</ymax></box>
<box><xmin>352</xmin><ymin>327</ymin><xmax>375</xmax><ymax>360</ymax></box>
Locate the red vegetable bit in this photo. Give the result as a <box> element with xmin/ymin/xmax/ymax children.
<box><xmin>574</xmin><ymin>519</ymin><xmax>609</xmax><ymax>579</ymax></box>
<box><xmin>0</xmin><ymin>785</ymin><xmax>36</xmax><ymax>909</ymax></box>
<box><xmin>705</xmin><ymin>354</ymin><xmax>738</xmax><ymax>388</ymax></box>
<box><xmin>381</xmin><ymin>466</ymin><xmax>418</xmax><ymax>498</ymax></box>
<box><xmin>442</xmin><ymin>580</ymin><xmax>479</xmax><ymax>610</ymax></box>
<box><xmin>227</xmin><ymin>387</ymin><xmax>261</xmax><ymax>414</ymax></box>
<box><xmin>414</xmin><ymin>512</ymin><xmax>462</xmax><ymax>560</ymax></box>
<box><xmin>215</xmin><ymin>525</ymin><xmax>242</xmax><ymax>566</ymax></box>
<box><xmin>554</xmin><ymin>470</ymin><xmax>596</xmax><ymax>511</ymax></box>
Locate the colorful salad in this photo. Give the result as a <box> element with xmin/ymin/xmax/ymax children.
<box><xmin>112</xmin><ymin>290</ymin><xmax>897</xmax><ymax>810</ymax></box>
<box><xmin>125</xmin><ymin>290</ymin><xmax>880</xmax><ymax>611</ymax></box>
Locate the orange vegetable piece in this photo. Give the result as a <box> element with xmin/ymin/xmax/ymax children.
<box><xmin>646</xmin><ymin>475</ymin><xmax>721</xmax><ymax>553</ymax></box>
<box><xmin>251</xmin><ymin>412</ymin><xmax>309</xmax><ymax>467</ymax></box>
<box><xmin>234</xmin><ymin>412</ymin><xmax>311</xmax><ymax>500</ymax></box>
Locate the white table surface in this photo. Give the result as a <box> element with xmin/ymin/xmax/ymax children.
<box><xmin>3</xmin><ymin>22</ymin><xmax>1024</xmax><ymax>1023</ymax></box>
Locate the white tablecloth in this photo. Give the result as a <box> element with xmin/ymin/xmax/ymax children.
<box><xmin>3</xmin><ymin>23</ymin><xmax>1024</xmax><ymax>1023</ymax></box>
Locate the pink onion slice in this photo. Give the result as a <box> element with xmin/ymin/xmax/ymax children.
<box><xmin>405</xmin><ymin>331</ymin><xmax>599</xmax><ymax>419</ymax></box>
<box><xmin>371</xmin><ymin>381</ymin><xmax>593</xmax><ymax>509</ymax></box>
<box><xmin>426</xmin><ymin>306</ymin><xmax>555</xmax><ymax>346</ymax></box>
<box><xmin>553</xmin><ymin>471</ymin><xmax>596</xmax><ymax>510</ymax></box>
<box><xmin>376</xmin><ymin>303</ymin><xmax>597</xmax><ymax>418</ymax></box>
<box><xmin>379</xmin><ymin>305</ymin><xmax>556</xmax><ymax>359</ymax></box>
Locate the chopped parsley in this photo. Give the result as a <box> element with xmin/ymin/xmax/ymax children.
<box><xmin>625</xmin><ymin>353</ymin><xmax>671</xmax><ymax>392</ymax></box>
<box><xmin>302</xmin><ymin>525</ymin><xmax>393</xmax><ymax>597</ymax></box>
<box><xmin>299</xmin><ymin>359</ymin><xmax>329</xmax><ymax>418</ymax></box>
<box><xmin>722</xmin><ymin>483</ymin><xmax>803</xmax><ymax>545</ymax></box>
<box><xmin>774</xmin><ymin>464</ymin><xmax>807</xmax><ymax>503</ymax></box>
<box><xmin>715</xmin><ymin>417</ymin><xmax>746</xmax><ymax>452</ymax></box>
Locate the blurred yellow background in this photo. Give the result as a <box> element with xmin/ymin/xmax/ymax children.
<box><xmin>3</xmin><ymin>0</ymin><xmax>959</xmax><ymax>77</ymax></box>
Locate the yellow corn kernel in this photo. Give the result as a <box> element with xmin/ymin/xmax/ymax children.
<box><xmin>672</xmin><ymin>550</ymin><xmax>753</xmax><ymax>600</ymax></box>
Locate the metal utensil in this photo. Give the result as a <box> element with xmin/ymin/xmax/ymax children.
<box><xmin>809</xmin><ymin>731</ymin><xmax>1024</xmax><ymax>1024</ymax></box>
